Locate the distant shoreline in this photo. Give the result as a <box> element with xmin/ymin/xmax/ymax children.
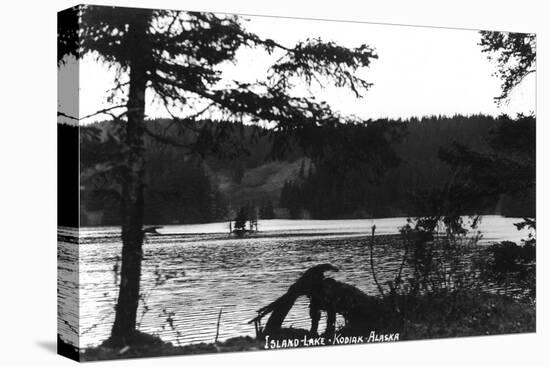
<box><xmin>60</xmin><ymin>230</ymin><xmax>398</xmax><ymax>243</ymax></box>
<box><xmin>60</xmin><ymin>214</ymin><xmax>532</xmax><ymax>245</ymax></box>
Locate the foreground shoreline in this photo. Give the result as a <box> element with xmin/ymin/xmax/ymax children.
<box><xmin>76</xmin><ymin>291</ymin><xmax>535</xmax><ymax>361</ymax></box>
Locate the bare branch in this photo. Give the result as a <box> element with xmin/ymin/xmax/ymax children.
<box><xmin>57</xmin><ymin>111</ymin><xmax>78</xmax><ymax>120</ymax></box>
<box><xmin>79</xmin><ymin>105</ymin><xmax>127</xmax><ymax>121</ymax></box>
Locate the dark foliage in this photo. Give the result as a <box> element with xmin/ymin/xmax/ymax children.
<box><xmin>81</xmin><ymin>114</ymin><xmax>535</xmax><ymax>224</ymax></box>
<box><xmin>485</xmin><ymin>241</ymin><xmax>535</xmax><ymax>278</ymax></box>
<box><xmin>233</xmin><ymin>207</ymin><xmax>248</xmax><ymax>231</ymax></box>
<box><xmin>477</xmin><ymin>239</ymin><xmax>536</xmax><ymax>301</ymax></box>
<box><xmin>479</xmin><ymin>31</ymin><xmax>536</xmax><ymax>103</ymax></box>
<box><xmin>259</xmin><ymin>200</ymin><xmax>276</xmax><ymax>219</ymax></box>
<box><xmin>60</xmin><ymin>5</ymin><xmax>381</xmax><ymax>344</ymax></box>
<box><xmin>436</xmin><ymin>114</ymin><xmax>535</xmax><ymax>218</ymax></box>
<box><xmin>279</xmin><ymin>114</ymin><xmax>534</xmax><ymax>219</ymax></box>
<box><xmin>57</xmin><ymin>7</ymin><xmax>80</xmax><ymax>65</ymax></box>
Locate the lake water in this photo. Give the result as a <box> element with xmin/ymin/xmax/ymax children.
<box><xmin>58</xmin><ymin>215</ymin><xmax>532</xmax><ymax>348</ymax></box>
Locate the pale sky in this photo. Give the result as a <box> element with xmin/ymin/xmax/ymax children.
<box><xmin>58</xmin><ymin>14</ymin><xmax>536</xmax><ymax>125</ymax></box>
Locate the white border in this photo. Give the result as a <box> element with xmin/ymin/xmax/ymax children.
<box><xmin>2</xmin><ymin>1</ymin><xmax>547</xmax><ymax>366</ymax></box>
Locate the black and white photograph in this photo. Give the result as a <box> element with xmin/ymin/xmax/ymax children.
<box><xmin>55</xmin><ymin>3</ymin><xmax>537</xmax><ymax>362</ymax></box>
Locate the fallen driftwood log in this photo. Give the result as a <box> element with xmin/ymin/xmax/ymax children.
<box><xmin>249</xmin><ymin>264</ymin><xmax>388</xmax><ymax>337</ymax></box>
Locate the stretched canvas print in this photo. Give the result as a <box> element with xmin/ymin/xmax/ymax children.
<box><xmin>57</xmin><ymin>4</ymin><xmax>536</xmax><ymax>362</ymax></box>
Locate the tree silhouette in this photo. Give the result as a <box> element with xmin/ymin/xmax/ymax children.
<box><xmin>427</xmin><ymin>31</ymin><xmax>537</xmax><ymax>230</ymax></box>
<box><xmin>398</xmin><ymin>31</ymin><xmax>537</xmax><ymax>238</ymax></box>
<box><xmin>479</xmin><ymin>31</ymin><xmax>536</xmax><ymax>103</ymax></box>
<box><xmin>58</xmin><ymin>5</ymin><xmax>378</xmax><ymax>345</ymax></box>
<box><xmin>468</xmin><ymin>30</ymin><xmax>536</xmax><ymax>206</ymax></box>
<box><xmin>477</xmin><ymin>30</ymin><xmax>536</xmax><ymax>222</ymax></box>
<box><xmin>233</xmin><ymin>207</ymin><xmax>248</xmax><ymax>231</ymax></box>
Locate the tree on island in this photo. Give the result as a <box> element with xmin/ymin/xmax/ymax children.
<box><xmin>249</xmin><ymin>204</ymin><xmax>259</xmax><ymax>231</ymax></box>
<box><xmin>233</xmin><ymin>207</ymin><xmax>248</xmax><ymax>232</ymax></box>
<box><xmin>58</xmin><ymin>5</ymin><xmax>380</xmax><ymax>346</ymax></box>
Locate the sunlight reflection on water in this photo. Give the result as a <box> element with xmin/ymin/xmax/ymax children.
<box><xmin>59</xmin><ymin>215</ymin><xmax>532</xmax><ymax>347</ymax></box>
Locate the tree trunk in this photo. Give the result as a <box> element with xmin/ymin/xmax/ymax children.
<box><xmin>109</xmin><ymin>14</ymin><xmax>149</xmax><ymax>345</ymax></box>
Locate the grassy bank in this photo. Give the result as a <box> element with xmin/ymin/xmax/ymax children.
<box><xmin>80</xmin><ymin>334</ymin><xmax>263</xmax><ymax>361</ymax></box>
<box><xmin>80</xmin><ymin>290</ymin><xmax>534</xmax><ymax>361</ymax></box>
<box><xmin>397</xmin><ymin>291</ymin><xmax>535</xmax><ymax>340</ymax></box>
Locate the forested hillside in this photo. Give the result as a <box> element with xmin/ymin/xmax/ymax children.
<box><xmin>78</xmin><ymin>114</ymin><xmax>534</xmax><ymax>225</ymax></box>
<box><xmin>280</xmin><ymin>114</ymin><xmax>534</xmax><ymax>219</ymax></box>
